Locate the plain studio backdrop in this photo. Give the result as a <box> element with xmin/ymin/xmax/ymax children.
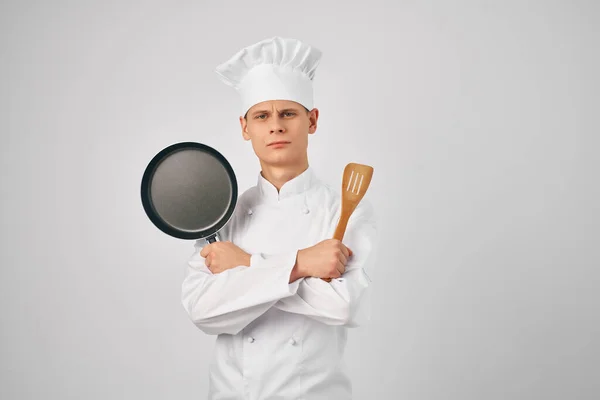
<box><xmin>1</xmin><ymin>1</ymin><xmax>598</xmax><ymax>399</ymax></box>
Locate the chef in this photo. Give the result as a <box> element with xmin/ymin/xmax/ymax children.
<box><xmin>181</xmin><ymin>36</ymin><xmax>378</xmax><ymax>399</ymax></box>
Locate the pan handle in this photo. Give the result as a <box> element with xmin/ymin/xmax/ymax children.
<box><xmin>205</xmin><ymin>232</ymin><xmax>221</xmax><ymax>244</ymax></box>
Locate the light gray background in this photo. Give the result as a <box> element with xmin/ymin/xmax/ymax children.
<box><xmin>1</xmin><ymin>1</ymin><xmax>598</xmax><ymax>399</ymax></box>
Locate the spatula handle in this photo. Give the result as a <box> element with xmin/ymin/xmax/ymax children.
<box><xmin>322</xmin><ymin>210</ymin><xmax>352</xmax><ymax>282</ymax></box>
<box><xmin>333</xmin><ymin>209</ymin><xmax>352</xmax><ymax>241</ymax></box>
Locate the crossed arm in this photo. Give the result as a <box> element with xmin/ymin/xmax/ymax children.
<box><xmin>180</xmin><ymin>203</ymin><xmax>377</xmax><ymax>335</ymax></box>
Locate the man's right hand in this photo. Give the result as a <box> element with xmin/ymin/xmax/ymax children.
<box><xmin>291</xmin><ymin>239</ymin><xmax>353</xmax><ymax>282</ymax></box>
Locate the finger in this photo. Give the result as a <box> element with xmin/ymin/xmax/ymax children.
<box><xmin>328</xmin><ymin>267</ymin><xmax>341</xmax><ymax>280</ymax></box>
<box><xmin>336</xmin><ymin>261</ymin><xmax>345</xmax><ymax>277</ymax></box>
<box><xmin>339</xmin><ymin>245</ymin><xmax>349</xmax><ymax>259</ymax></box>
<box><xmin>204</xmin><ymin>253</ymin><xmax>211</xmax><ymax>267</ymax></box>
<box><xmin>338</xmin><ymin>251</ymin><xmax>347</xmax><ymax>266</ymax></box>
<box><xmin>340</xmin><ymin>244</ymin><xmax>353</xmax><ymax>259</ymax></box>
<box><xmin>200</xmin><ymin>245</ymin><xmax>211</xmax><ymax>258</ymax></box>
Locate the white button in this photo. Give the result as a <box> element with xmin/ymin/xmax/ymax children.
<box><xmin>288</xmin><ymin>338</ymin><xmax>296</xmax><ymax>345</ymax></box>
<box><xmin>302</xmin><ymin>208</ymin><xmax>310</xmax><ymax>214</ymax></box>
<box><xmin>247</xmin><ymin>337</ymin><xmax>255</xmax><ymax>343</ymax></box>
<box><xmin>247</xmin><ymin>209</ymin><xmax>253</xmax><ymax>215</ymax></box>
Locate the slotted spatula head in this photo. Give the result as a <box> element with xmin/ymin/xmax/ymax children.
<box><xmin>341</xmin><ymin>163</ymin><xmax>373</xmax><ymax>212</ymax></box>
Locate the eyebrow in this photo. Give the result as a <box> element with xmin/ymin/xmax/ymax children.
<box><xmin>250</xmin><ymin>108</ymin><xmax>300</xmax><ymax>116</ymax></box>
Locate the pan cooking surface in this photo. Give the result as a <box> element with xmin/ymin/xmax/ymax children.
<box><xmin>150</xmin><ymin>148</ymin><xmax>233</xmax><ymax>232</ymax></box>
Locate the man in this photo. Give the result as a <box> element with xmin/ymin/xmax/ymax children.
<box><xmin>181</xmin><ymin>36</ymin><xmax>378</xmax><ymax>399</ymax></box>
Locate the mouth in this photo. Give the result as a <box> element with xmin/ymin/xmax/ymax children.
<box><xmin>268</xmin><ymin>141</ymin><xmax>291</xmax><ymax>146</ymax></box>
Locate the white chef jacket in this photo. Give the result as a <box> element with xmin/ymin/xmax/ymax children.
<box><xmin>181</xmin><ymin>165</ymin><xmax>378</xmax><ymax>400</ymax></box>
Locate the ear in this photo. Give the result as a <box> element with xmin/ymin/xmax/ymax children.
<box><xmin>240</xmin><ymin>116</ymin><xmax>251</xmax><ymax>141</ymax></box>
<box><xmin>308</xmin><ymin>108</ymin><xmax>319</xmax><ymax>134</ymax></box>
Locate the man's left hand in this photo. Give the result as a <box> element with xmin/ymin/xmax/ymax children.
<box><xmin>200</xmin><ymin>241</ymin><xmax>251</xmax><ymax>274</ymax></box>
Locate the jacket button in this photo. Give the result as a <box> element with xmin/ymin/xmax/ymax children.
<box><xmin>288</xmin><ymin>338</ymin><xmax>296</xmax><ymax>345</ymax></box>
<box><xmin>302</xmin><ymin>208</ymin><xmax>310</xmax><ymax>214</ymax></box>
<box><xmin>247</xmin><ymin>337</ymin><xmax>255</xmax><ymax>343</ymax></box>
<box><xmin>248</xmin><ymin>209</ymin><xmax>253</xmax><ymax>215</ymax></box>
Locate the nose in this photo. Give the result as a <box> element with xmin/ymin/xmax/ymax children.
<box><xmin>269</xmin><ymin>117</ymin><xmax>285</xmax><ymax>134</ymax></box>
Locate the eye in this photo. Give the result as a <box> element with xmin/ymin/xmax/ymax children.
<box><xmin>283</xmin><ymin>112</ymin><xmax>296</xmax><ymax>117</ymax></box>
<box><xmin>255</xmin><ymin>114</ymin><xmax>266</xmax><ymax>119</ymax></box>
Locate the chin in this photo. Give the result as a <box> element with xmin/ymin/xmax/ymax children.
<box><xmin>260</xmin><ymin>156</ymin><xmax>299</xmax><ymax>167</ymax></box>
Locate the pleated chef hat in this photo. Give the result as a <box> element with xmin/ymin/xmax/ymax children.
<box><xmin>215</xmin><ymin>36</ymin><xmax>323</xmax><ymax>116</ymax></box>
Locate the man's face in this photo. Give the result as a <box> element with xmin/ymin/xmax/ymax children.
<box><xmin>239</xmin><ymin>100</ymin><xmax>318</xmax><ymax>168</ymax></box>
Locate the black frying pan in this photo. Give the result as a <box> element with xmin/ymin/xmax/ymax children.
<box><xmin>141</xmin><ymin>142</ymin><xmax>237</xmax><ymax>244</ymax></box>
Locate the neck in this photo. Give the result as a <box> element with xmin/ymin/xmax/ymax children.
<box><xmin>259</xmin><ymin>160</ymin><xmax>309</xmax><ymax>192</ymax></box>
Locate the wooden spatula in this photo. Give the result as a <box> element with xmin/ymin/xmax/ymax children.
<box><xmin>323</xmin><ymin>163</ymin><xmax>374</xmax><ymax>282</ymax></box>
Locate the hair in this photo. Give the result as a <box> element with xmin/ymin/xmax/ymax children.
<box><xmin>244</xmin><ymin>105</ymin><xmax>310</xmax><ymax>120</ymax></box>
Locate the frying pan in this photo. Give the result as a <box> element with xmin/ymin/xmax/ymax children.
<box><xmin>140</xmin><ymin>142</ymin><xmax>237</xmax><ymax>244</ymax></box>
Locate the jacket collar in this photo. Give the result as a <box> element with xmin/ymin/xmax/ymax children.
<box><xmin>257</xmin><ymin>165</ymin><xmax>317</xmax><ymax>203</ymax></box>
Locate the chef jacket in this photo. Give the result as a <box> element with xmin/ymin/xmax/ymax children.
<box><xmin>181</xmin><ymin>165</ymin><xmax>378</xmax><ymax>400</ymax></box>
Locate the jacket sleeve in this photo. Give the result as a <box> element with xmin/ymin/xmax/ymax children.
<box><xmin>181</xmin><ymin>236</ymin><xmax>304</xmax><ymax>336</ymax></box>
<box><xmin>272</xmin><ymin>200</ymin><xmax>379</xmax><ymax>327</ymax></box>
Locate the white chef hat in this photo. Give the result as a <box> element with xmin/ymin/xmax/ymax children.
<box><xmin>215</xmin><ymin>36</ymin><xmax>323</xmax><ymax>117</ymax></box>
